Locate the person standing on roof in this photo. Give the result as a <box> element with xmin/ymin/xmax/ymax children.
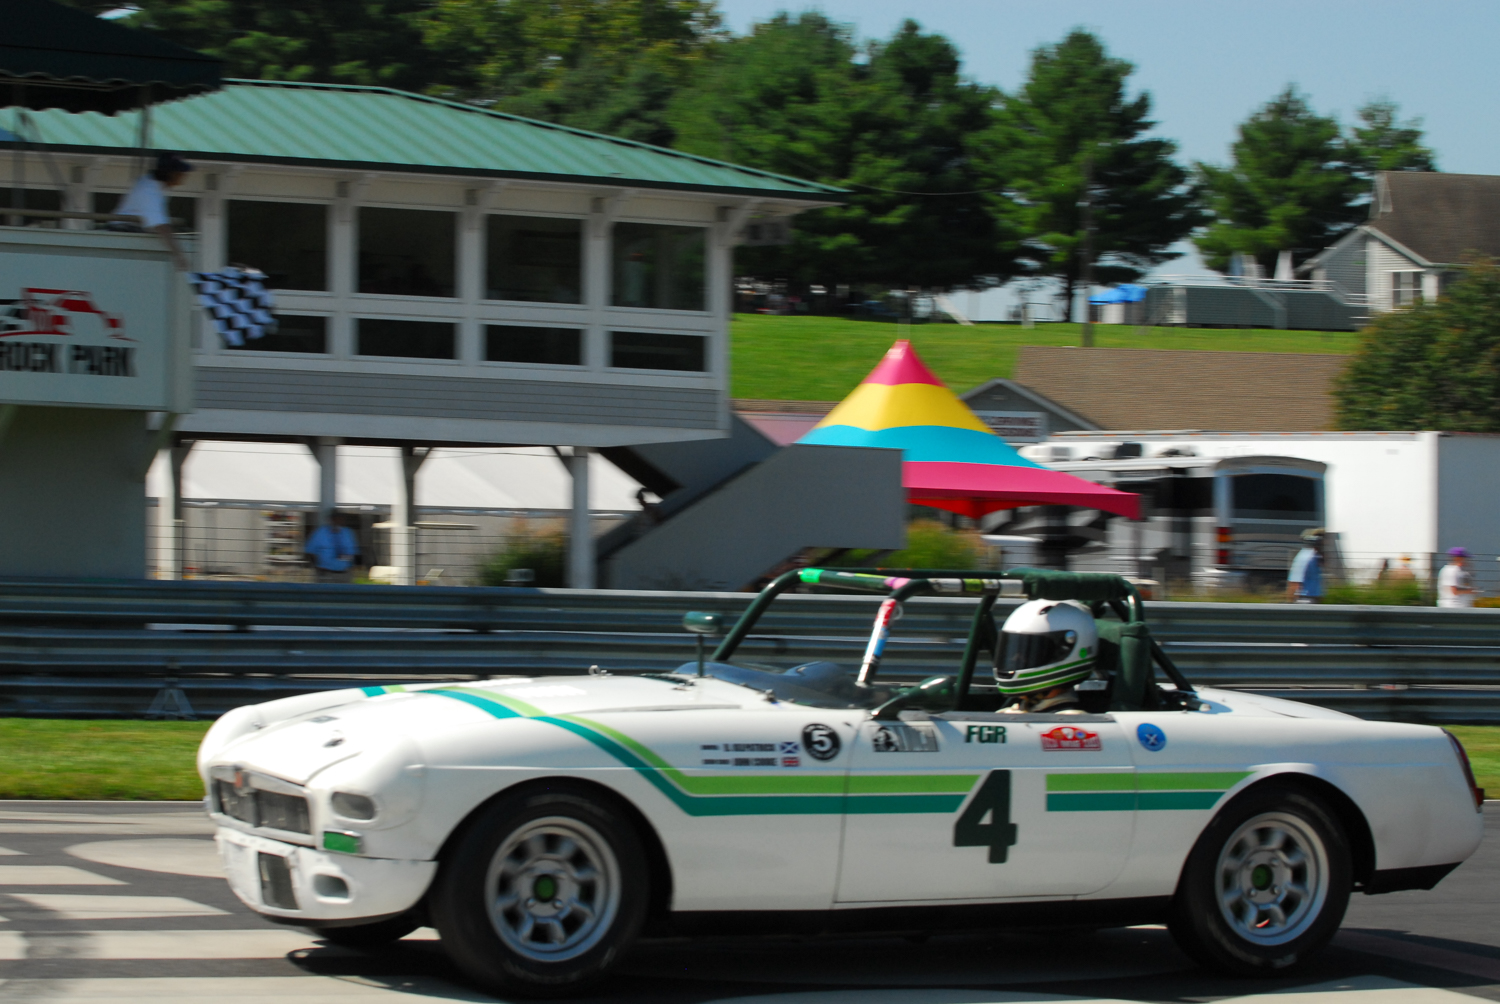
<box><xmin>108</xmin><ymin>152</ymin><xmax>193</xmax><ymax>271</ymax></box>
<box><xmin>1437</xmin><ymin>547</ymin><xmax>1477</xmax><ymax>608</ymax></box>
<box><xmin>1286</xmin><ymin>528</ymin><xmax>1325</xmax><ymax>603</ymax></box>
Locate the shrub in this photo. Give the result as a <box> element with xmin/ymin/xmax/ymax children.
<box><xmin>1322</xmin><ymin>579</ymin><xmax>1429</xmax><ymax>606</ymax></box>
<box><xmin>832</xmin><ymin>519</ymin><xmax>986</xmax><ymax>570</ymax></box>
<box><xmin>480</xmin><ymin>533</ymin><xmax>567</xmax><ymax>587</ymax></box>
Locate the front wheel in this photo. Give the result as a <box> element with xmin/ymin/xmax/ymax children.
<box><xmin>1168</xmin><ymin>783</ymin><xmax>1351</xmax><ymax>975</ymax></box>
<box><xmin>430</xmin><ymin>783</ymin><xmax>648</xmax><ymax>997</ymax></box>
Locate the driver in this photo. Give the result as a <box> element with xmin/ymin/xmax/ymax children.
<box><xmin>994</xmin><ymin>599</ymin><xmax>1096</xmax><ymax>714</ymax></box>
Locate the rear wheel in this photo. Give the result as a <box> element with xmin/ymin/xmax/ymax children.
<box><xmin>1168</xmin><ymin>783</ymin><xmax>1350</xmax><ymax>975</ymax></box>
<box><xmin>430</xmin><ymin>783</ymin><xmax>648</xmax><ymax>997</ymax></box>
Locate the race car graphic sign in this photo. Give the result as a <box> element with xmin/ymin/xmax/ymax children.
<box><xmin>0</xmin><ymin>228</ymin><xmax>192</xmax><ymax>411</ymax></box>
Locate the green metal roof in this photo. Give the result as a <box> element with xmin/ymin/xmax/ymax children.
<box><xmin>15</xmin><ymin>79</ymin><xmax>842</xmax><ymax>201</ymax></box>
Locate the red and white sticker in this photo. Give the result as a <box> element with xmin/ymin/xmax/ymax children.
<box><xmin>1040</xmin><ymin>726</ymin><xmax>1102</xmax><ymax>751</ymax></box>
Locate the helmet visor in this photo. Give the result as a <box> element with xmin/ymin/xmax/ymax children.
<box><xmin>996</xmin><ymin>629</ymin><xmax>1077</xmax><ymax>677</ymax></box>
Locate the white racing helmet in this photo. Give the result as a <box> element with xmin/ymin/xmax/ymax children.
<box><xmin>994</xmin><ymin>599</ymin><xmax>1097</xmax><ymax>695</ymax></box>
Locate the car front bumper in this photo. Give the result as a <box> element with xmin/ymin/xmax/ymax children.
<box><xmin>216</xmin><ymin>826</ymin><xmax>437</xmax><ymax>923</ymax></box>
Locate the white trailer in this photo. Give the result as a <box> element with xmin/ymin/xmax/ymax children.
<box><xmin>1016</xmin><ymin>431</ymin><xmax>1500</xmax><ymax>585</ymax></box>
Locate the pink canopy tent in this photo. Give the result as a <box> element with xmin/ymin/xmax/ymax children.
<box><xmin>796</xmin><ymin>340</ymin><xmax>1139</xmax><ymax>520</ymax></box>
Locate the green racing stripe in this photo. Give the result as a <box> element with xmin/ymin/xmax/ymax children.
<box><xmin>1045</xmin><ymin>770</ymin><xmax>1253</xmax><ymax>812</ymax></box>
<box><xmin>362</xmin><ymin>684</ymin><xmax>976</xmax><ymax>817</ymax></box>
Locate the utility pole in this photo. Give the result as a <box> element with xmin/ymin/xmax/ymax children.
<box><xmin>1079</xmin><ymin>152</ymin><xmax>1096</xmax><ymax>348</ymax></box>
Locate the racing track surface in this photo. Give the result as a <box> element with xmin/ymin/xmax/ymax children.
<box><xmin>0</xmin><ymin>801</ymin><xmax>1497</xmax><ymax>1003</ymax></box>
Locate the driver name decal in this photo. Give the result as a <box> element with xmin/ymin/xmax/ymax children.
<box><xmin>1040</xmin><ymin>726</ymin><xmax>1102</xmax><ymax>751</ymax></box>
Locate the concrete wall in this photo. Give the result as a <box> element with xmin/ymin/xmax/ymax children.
<box><xmin>604</xmin><ymin>444</ymin><xmax>905</xmax><ymax>591</ymax></box>
<box><xmin>0</xmin><ymin>407</ymin><xmax>150</xmax><ymax>577</ymax></box>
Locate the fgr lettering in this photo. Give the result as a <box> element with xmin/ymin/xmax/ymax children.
<box><xmin>965</xmin><ymin>724</ymin><xmax>1007</xmax><ymax>744</ymax></box>
<box><xmin>68</xmin><ymin>345</ymin><xmax>134</xmax><ymax>377</ymax></box>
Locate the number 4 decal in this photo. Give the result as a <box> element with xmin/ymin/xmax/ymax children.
<box><xmin>953</xmin><ymin>769</ymin><xmax>1019</xmax><ymax>863</ymax></box>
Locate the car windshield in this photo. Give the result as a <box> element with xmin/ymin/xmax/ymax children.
<box><xmin>690</xmin><ymin>659</ymin><xmax>906</xmax><ymax>709</ymax></box>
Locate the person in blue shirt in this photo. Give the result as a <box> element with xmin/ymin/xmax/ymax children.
<box><xmin>1286</xmin><ymin>528</ymin><xmax>1325</xmax><ymax>603</ymax></box>
<box><xmin>305</xmin><ymin>514</ymin><xmax>361</xmax><ymax>583</ymax></box>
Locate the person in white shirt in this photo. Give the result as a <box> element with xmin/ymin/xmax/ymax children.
<box><xmin>1437</xmin><ymin>547</ymin><xmax>1476</xmax><ymax>608</ymax></box>
<box><xmin>110</xmin><ymin>152</ymin><xmax>193</xmax><ymax>270</ymax></box>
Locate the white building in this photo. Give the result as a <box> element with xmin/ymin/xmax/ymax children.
<box><xmin>5</xmin><ymin>79</ymin><xmax>840</xmax><ymax>583</ymax></box>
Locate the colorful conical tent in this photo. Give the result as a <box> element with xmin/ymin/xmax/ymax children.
<box><xmin>797</xmin><ymin>340</ymin><xmax>1140</xmax><ymax>520</ymax></box>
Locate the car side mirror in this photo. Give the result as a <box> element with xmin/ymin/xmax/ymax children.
<box><xmin>872</xmin><ymin>675</ymin><xmax>955</xmax><ymax>721</ymax></box>
<box><xmin>683</xmin><ymin>611</ymin><xmax>725</xmax><ymax>677</ymax></box>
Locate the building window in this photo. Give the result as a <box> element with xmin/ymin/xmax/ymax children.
<box><xmin>610</xmin><ymin>331</ymin><xmax>706</xmax><ymax>371</ymax></box>
<box><xmin>93</xmin><ymin>191</ymin><xmax>198</xmax><ymax>234</ymax></box>
<box><xmin>486</xmin><ymin>215</ymin><xmax>582</xmax><ymax>303</ymax></box>
<box><xmin>358</xmin><ymin>207</ymin><xmax>456</xmax><ymax>298</ymax></box>
<box><xmin>225</xmin><ymin>200</ymin><xmax>326</xmax><ymax>290</ymax></box>
<box><xmin>485</xmin><ymin>325</ymin><xmax>582</xmax><ymax>366</ymax></box>
<box><xmin>357</xmin><ymin>318</ymin><xmax>455</xmax><ymax>359</ymax></box>
<box><xmin>1392</xmin><ymin>270</ymin><xmax>1423</xmax><ymax>307</ymax></box>
<box><xmin>223</xmin><ymin>314</ymin><xmax>327</xmax><ymax>354</ymax></box>
<box><xmin>3</xmin><ymin>188</ymin><xmax>63</xmax><ymax>227</ymax></box>
<box><xmin>611</xmin><ymin>223</ymin><xmax>706</xmax><ymax>311</ymax></box>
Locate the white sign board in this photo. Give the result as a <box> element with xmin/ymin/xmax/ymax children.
<box><xmin>974</xmin><ymin>410</ymin><xmax>1046</xmax><ymax>442</ymax></box>
<box><xmin>0</xmin><ymin>228</ymin><xmax>193</xmax><ymax>412</ymax></box>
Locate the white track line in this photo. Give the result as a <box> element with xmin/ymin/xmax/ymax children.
<box><xmin>0</xmin><ymin>866</ymin><xmax>124</xmax><ymax>886</ymax></box>
<box><xmin>4</xmin><ymin>895</ymin><xmax>227</xmax><ymax>920</ymax></box>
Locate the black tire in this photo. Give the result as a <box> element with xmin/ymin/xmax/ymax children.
<box><xmin>309</xmin><ymin>913</ymin><xmax>421</xmax><ymax>948</ymax></box>
<box><xmin>430</xmin><ymin>782</ymin><xmax>648</xmax><ymax>997</ymax></box>
<box><xmin>1168</xmin><ymin>783</ymin><xmax>1351</xmax><ymax>975</ymax></box>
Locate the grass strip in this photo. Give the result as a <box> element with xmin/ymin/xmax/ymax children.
<box><xmin>0</xmin><ymin>718</ymin><xmax>1493</xmax><ymax>802</ymax></box>
<box><xmin>730</xmin><ymin>314</ymin><xmax>1357</xmax><ymax>401</ymax></box>
<box><xmin>0</xmin><ymin>719</ymin><xmax>211</xmax><ymax>800</ymax></box>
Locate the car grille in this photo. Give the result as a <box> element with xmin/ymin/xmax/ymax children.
<box><xmin>213</xmin><ymin>779</ymin><xmax>311</xmax><ymax>835</ymax></box>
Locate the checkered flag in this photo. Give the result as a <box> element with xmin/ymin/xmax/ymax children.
<box><xmin>188</xmin><ymin>267</ymin><xmax>277</xmax><ymax>347</ymax></box>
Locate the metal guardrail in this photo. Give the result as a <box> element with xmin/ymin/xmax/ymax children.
<box><xmin>0</xmin><ymin>579</ymin><xmax>1495</xmax><ymax>721</ymax></box>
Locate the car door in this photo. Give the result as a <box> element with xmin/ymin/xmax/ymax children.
<box><xmin>606</xmin><ymin>704</ymin><xmax>855</xmax><ymax>912</ymax></box>
<box><xmin>835</xmin><ymin>710</ymin><xmax>1136</xmax><ymax>903</ymax></box>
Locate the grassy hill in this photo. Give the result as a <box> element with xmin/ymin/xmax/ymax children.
<box><xmin>730</xmin><ymin>314</ymin><xmax>1358</xmax><ymax>402</ymax></box>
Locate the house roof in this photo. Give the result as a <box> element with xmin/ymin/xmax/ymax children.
<box><xmin>1011</xmin><ymin>347</ymin><xmax>1349</xmax><ymax>432</ymax></box>
<box><xmin>1366</xmin><ymin>171</ymin><xmax>1500</xmax><ymax>266</ymax></box>
<box><xmin>2</xmin><ymin>0</ymin><xmax>221</xmax><ymax>114</ymax></box>
<box><xmin>9</xmin><ymin>79</ymin><xmax>844</xmax><ymax>201</ymax></box>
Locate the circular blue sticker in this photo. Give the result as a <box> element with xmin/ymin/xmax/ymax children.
<box><xmin>1137</xmin><ymin>723</ymin><xmax>1167</xmax><ymax>752</ymax></box>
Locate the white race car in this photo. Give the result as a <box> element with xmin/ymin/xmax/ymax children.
<box><xmin>198</xmin><ymin>569</ymin><xmax>1484</xmax><ymax>996</ymax></box>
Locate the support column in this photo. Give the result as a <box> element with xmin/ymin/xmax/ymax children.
<box><xmin>311</xmin><ymin>437</ymin><xmax>340</xmax><ymax>527</ymax></box>
<box><xmin>154</xmin><ymin>441</ymin><xmax>192</xmax><ymax>580</ymax></box>
<box><xmin>566</xmin><ymin>447</ymin><xmax>595</xmax><ymax>589</ymax></box>
<box><xmin>393</xmin><ymin>446</ymin><xmax>431</xmax><ymax>586</ymax></box>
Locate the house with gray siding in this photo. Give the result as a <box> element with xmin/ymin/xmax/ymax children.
<box><xmin>1300</xmin><ymin>171</ymin><xmax>1500</xmax><ymax>311</ymax></box>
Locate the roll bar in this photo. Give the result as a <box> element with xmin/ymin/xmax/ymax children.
<box><xmin>710</xmin><ymin>566</ymin><xmax>1192</xmax><ymax>698</ymax></box>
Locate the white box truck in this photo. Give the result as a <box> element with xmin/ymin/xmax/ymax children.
<box><xmin>1012</xmin><ymin>431</ymin><xmax>1500</xmax><ymax>587</ymax></box>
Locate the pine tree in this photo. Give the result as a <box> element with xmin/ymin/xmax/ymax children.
<box><xmin>973</xmin><ymin>29</ymin><xmax>1198</xmax><ymax>318</ymax></box>
<box><xmin>1348</xmin><ymin>98</ymin><xmax>1437</xmax><ymax>176</ymax></box>
<box><xmin>1194</xmin><ymin>87</ymin><xmax>1365</xmax><ymax>274</ymax></box>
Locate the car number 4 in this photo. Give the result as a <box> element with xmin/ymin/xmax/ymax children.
<box><xmin>953</xmin><ymin>770</ymin><xmax>1019</xmax><ymax>863</ymax></box>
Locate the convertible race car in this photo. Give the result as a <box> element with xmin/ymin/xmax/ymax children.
<box><xmin>197</xmin><ymin>569</ymin><xmax>1485</xmax><ymax>996</ymax></box>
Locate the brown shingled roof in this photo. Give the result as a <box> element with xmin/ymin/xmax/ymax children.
<box><xmin>1369</xmin><ymin>171</ymin><xmax>1500</xmax><ymax>264</ymax></box>
<box><xmin>1011</xmin><ymin>347</ymin><xmax>1348</xmax><ymax>432</ymax></box>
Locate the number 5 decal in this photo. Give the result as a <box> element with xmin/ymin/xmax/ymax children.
<box><xmin>953</xmin><ymin>769</ymin><xmax>1019</xmax><ymax>863</ymax></box>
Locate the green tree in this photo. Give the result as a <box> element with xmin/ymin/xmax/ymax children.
<box><xmin>1335</xmin><ymin>259</ymin><xmax>1500</xmax><ymax>431</ymax></box>
<box><xmin>670</xmin><ymin>14</ymin><xmax>1009</xmax><ymax>290</ymax></box>
<box><xmin>421</xmin><ymin>0</ymin><xmax>721</xmax><ymax>144</ymax></box>
<box><xmin>1348</xmin><ymin>98</ymin><xmax>1437</xmax><ymax>176</ymax></box>
<box><xmin>1194</xmin><ymin>87</ymin><xmax>1365</xmax><ymax>274</ymax></box>
<box><xmin>973</xmin><ymin>29</ymin><xmax>1198</xmax><ymax>316</ymax></box>
<box><xmin>73</xmin><ymin>0</ymin><xmax>454</xmax><ymax>93</ymax></box>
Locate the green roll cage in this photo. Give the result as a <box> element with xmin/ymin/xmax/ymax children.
<box><xmin>705</xmin><ymin>567</ymin><xmax>1195</xmax><ymax>714</ymax></box>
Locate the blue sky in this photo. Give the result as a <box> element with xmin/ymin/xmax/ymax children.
<box><xmin>717</xmin><ymin>0</ymin><xmax>1498</xmax><ymax>174</ymax></box>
